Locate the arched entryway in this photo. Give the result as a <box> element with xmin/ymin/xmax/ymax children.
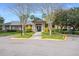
<box><xmin>36</xmin><ymin>24</ymin><xmax>42</xmax><ymax>32</ymax></box>
<box><xmin>32</xmin><ymin>20</ymin><xmax>46</xmax><ymax>32</ymax></box>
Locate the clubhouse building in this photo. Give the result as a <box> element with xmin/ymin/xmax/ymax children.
<box><xmin>3</xmin><ymin>19</ymin><xmax>46</xmax><ymax>32</ymax></box>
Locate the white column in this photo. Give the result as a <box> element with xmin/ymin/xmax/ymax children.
<box><xmin>2</xmin><ymin>24</ymin><xmax>5</xmax><ymax>31</ymax></box>
<box><xmin>42</xmin><ymin>23</ymin><xmax>45</xmax><ymax>32</ymax></box>
<box><xmin>9</xmin><ymin>25</ymin><xmax>12</xmax><ymax>30</ymax></box>
<box><xmin>32</xmin><ymin>23</ymin><xmax>36</xmax><ymax>32</ymax></box>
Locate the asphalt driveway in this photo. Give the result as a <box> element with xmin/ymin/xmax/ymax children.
<box><xmin>0</xmin><ymin>35</ymin><xmax>79</xmax><ymax>56</ymax></box>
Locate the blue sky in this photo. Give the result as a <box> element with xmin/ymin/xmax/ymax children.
<box><xmin>0</xmin><ymin>3</ymin><xmax>79</xmax><ymax>23</ymax></box>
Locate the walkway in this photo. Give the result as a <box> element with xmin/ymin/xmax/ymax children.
<box><xmin>29</xmin><ymin>32</ymin><xmax>41</xmax><ymax>40</ymax></box>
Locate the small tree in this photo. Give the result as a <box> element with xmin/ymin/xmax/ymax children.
<box><xmin>54</xmin><ymin>7</ymin><xmax>79</xmax><ymax>33</ymax></box>
<box><xmin>9</xmin><ymin>4</ymin><xmax>31</xmax><ymax>36</ymax></box>
<box><xmin>41</xmin><ymin>4</ymin><xmax>63</xmax><ymax>35</ymax></box>
<box><xmin>54</xmin><ymin>9</ymin><xmax>68</xmax><ymax>30</ymax></box>
<box><xmin>67</xmin><ymin>7</ymin><xmax>79</xmax><ymax>30</ymax></box>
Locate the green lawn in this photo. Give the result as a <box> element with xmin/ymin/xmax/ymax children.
<box><xmin>14</xmin><ymin>32</ymin><xmax>34</xmax><ymax>38</ymax></box>
<box><xmin>0</xmin><ymin>31</ymin><xmax>34</xmax><ymax>38</ymax></box>
<box><xmin>0</xmin><ymin>31</ymin><xmax>17</xmax><ymax>36</ymax></box>
<box><xmin>42</xmin><ymin>32</ymin><xmax>65</xmax><ymax>40</ymax></box>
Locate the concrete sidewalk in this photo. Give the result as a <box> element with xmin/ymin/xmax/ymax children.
<box><xmin>29</xmin><ymin>32</ymin><xmax>41</xmax><ymax>40</ymax></box>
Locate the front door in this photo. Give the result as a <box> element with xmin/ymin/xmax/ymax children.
<box><xmin>36</xmin><ymin>25</ymin><xmax>41</xmax><ymax>32</ymax></box>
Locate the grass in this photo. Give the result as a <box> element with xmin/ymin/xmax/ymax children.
<box><xmin>0</xmin><ymin>31</ymin><xmax>34</xmax><ymax>38</ymax></box>
<box><xmin>42</xmin><ymin>32</ymin><xmax>65</xmax><ymax>40</ymax></box>
<box><xmin>0</xmin><ymin>31</ymin><xmax>17</xmax><ymax>36</ymax></box>
<box><xmin>14</xmin><ymin>32</ymin><xmax>34</xmax><ymax>38</ymax></box>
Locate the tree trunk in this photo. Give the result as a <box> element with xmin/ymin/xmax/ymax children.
<box><xmin>48</xmin><ymin>22</ymin><xmax>52</xmax><ymax>36</ymax></box>
<box><xmin>21</xmin><ymin>24</ymin><xmax>25</xmax><ymax>36</ymax></box>
<box><xmin>20</xmin><ymin>15</ymin><xmax>26</xmax><ymax>36</ymax></box>
<box><xmin>60</xmin><ymin>25</ymin><xmax>63</xmax><ymax>30</ymax></box>
<box><xmin>49</xmin><ymin>29</ymin><xmax>52</xmax><ymax>36</ymax></box>
<box><xmin>21</xmin><ymin>25</ymin><xmax>22</xmax><ymax>36</ymax></box>
<box><xmin>22</xmin><ymin>25</ymin><xmax>25</xmax><ymax>35</ymax></box>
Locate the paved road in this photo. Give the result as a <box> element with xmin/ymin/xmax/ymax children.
<box><xmin>0</xmin><ymin>35</ymin><xmax>79</xmax><ymax>56</ymax></box>
<box><xmin>67</xmin><ymin>34</ymin><xmax>79</xmax><ymax>41</ymax></box>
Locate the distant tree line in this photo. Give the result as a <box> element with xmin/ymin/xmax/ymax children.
<box><xmin>0</xmin><ymin>16</ymin><xmax>4</xmax><ymax>31</ymax></box>
<box><xmin>43</xmin><ymin>7</ymin><xmax>79</xmax><ymax>34</ymax></box>
<box><xmin>53</xmin><ymin>7</ymin><xmax>79</xmax><ymax>31</ymax></box>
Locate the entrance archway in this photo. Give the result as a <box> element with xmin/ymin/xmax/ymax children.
<box><xmin>36</xmin><ymin>25</ymin><xmax>41</xmax><ymax>32</ymax></box>
<box><xmin>32</xmin><ymin>20</ymin><xmax>46</xmax><ymax>32</ymax></box>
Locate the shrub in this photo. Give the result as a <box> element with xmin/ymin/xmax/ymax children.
<box><xmin>6</xmin><ymin>30</ymin><xmax>17</xmax><ymax>32</ymax></box>
<box><xmin>52</xmin><ymin>29</ymin><xmax>60</xmax><ymax>32</ymax></box>
<box><xmin>73</xmin><ymin>31</ymin><xmax>79</xmax><ymax>35</ymax></box>
<box><xmin>44</xmin><ymin>27</ymin><xmax>49</xmax><ymax>32</ymax></box>
<box><xmin>25</xmin><ymin>25</ymin><xmax>32</xmax><ymax>32</ymax></box>
<box><xmin>61</xmin><ymin>31</ymin><xmax>68</xmax><ymax>34</ymax></box>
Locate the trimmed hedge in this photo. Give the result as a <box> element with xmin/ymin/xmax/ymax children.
<box><xmin>25</xmin><ymin>25</ymin><xmax>32</xmax><ymax>32</ymax></box>
<box><xmin>44</xmin><ymin>27</ymin><xmax>49</xmax><ymax>32</ymax></box>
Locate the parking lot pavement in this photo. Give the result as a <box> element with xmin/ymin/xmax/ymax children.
<box><xmin>0</xmin><ymin>36</ymin><xmax>79</xmax><ymax>56</ymax></box>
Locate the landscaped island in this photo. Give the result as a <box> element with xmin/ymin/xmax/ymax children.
<box><xmin>42</xmin><ymin>32</ymin><xmax>65</xmax><ymax>40</ymax></box>
<box><xmin>14</xmin><ymin>32</ymin><xmax>34</xmax><ymax>38</ymax></box>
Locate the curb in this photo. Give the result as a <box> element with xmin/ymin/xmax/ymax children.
<box><xmin>10</xmin><ymin>38</ymin><xmax>28</xmax><ymax>40</ymax></box>
<box><xmin>41</xmin><ymin>38</ymin><xmax>65</xmax><ymax>41</ymax></box>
